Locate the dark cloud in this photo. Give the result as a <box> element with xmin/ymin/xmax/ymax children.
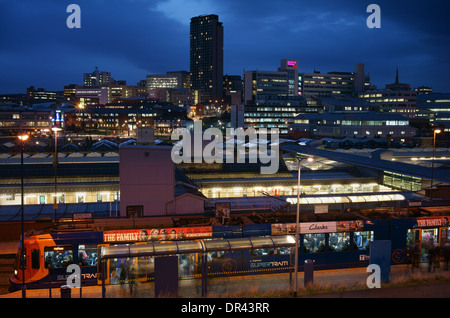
<box><xmin>0</xmin><ymin>0</ymin><xmax>448</xmax><ymax>93</ymax></box>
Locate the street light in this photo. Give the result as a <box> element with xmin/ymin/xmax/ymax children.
<box><xmin>18</xmin><ymin>133</ymin><xmax>29</xmax><ymax>298</ymax></box>
<box><xmin>430</xmin><ymin>128</ymin><xmax>441</xmax><ymax>202</ymax></box>
<box><xmin>78</xmin><ymin>103</ymin><xmax>85</xmax><ymax>132</ymax></box>
<box><xmin>293</xmin><ymin>156</ymin><xmax>313</xmax><ymax>296</ymax></box>
<box><xmin>52</xmin><ymin>126</ymin><xmax>62</xmax><ymax>223</ymax></box>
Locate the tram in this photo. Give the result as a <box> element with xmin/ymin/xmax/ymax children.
<box><xmin>9</xmin><ymin>215</ymin><xmax>450</xmax><ymax>291</ymax></box>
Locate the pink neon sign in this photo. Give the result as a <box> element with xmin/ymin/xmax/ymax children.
<box><xmin>287</xmin><ymin>60</ymin><xmax>298</xmax><ymax>67</ymax></box>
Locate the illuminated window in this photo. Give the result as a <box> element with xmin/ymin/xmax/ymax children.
<box><xmin>303</xmin><ymin>234</ymin><xmax>325</xmax><ymax>254</ymax></box>
<box><xmin>353</xmin><ymin>231</ymin><xmax>374</xmax><ymax>251</ymax></box>
<box><xmin>329</xmin><ymin>232</ymin><xmax>350</xmax><ymax>252</ymax></box>
<box><xmin>44</xmin><ymin>246</ymin><xmax>73</xmax><ymax>269</ymax></box>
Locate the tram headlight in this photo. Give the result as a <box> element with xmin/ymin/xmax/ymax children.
<box><xmin>14</xmin><ymin>270</ymin><xmax>17</xmax><ymax>276</ymax></box>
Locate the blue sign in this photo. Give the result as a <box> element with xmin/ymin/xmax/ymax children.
<box><xmin>369</xmin><ymin>240</ymin><xmax>391</xmax><ymax>283</ymax></box>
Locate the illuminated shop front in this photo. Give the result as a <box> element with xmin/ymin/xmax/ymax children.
<box><xmin>0</xmin><ymin>178</ymin><xmax>119</xmax><ymax>206</ymax></box>
<box><xmin>0</xmin><ymin>176</ymin><xmax>398</xmax><ymax>207</ymax></box>
<box><xmin>383</xmin><ymin>171</ymin><xmax>422</xmax><ymax>192</ymax></box>
<box><xmin>200</xmin><ymin>183</ymin><xmax>395</xmax><ymax>199</ymax></box>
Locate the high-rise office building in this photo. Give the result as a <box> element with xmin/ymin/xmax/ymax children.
<box><xmin>83</xmin><ymin>67</ymin><xmax>115</xmax><ymax>87</ymax></box>
<box><xmin>26</xmin><ymin>86</ymin><xmax>56</xmax><ymax>101</ymax></box>
<box><xmin>278</xmin><ymin>59</ymin><xmax>299</xmax><ymax>97</ymax></box>
<box><xmin>245</xmin><ymin>61</ymin><xmax>370</xmax><ymax>102</ymax></box>
<box><xmin>146</xmin><ymin>71</ymin><xmax>190</xmax><ymax>91</ymax></box>
<box><xmin>299</xmin><ymin>63</ymin><xmax>370</xmax><ymax>96</ymax></box>
<box><xmin>244</xmin><ymin>70</ymin><xmax>289</xmax><ymax>103</ymax></box>
<box><xmin>190</xmin><ymin>14</ymin><xmax>223</xmax><ymax>103</ymax></box>
<box><xmin>359</xmin><ymin>69</ymin><xmax>417</xmax><ymax>119</ymax></box>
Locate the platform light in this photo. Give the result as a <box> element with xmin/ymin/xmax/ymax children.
<box><xmin>18</xmin><ymin>134</ymin><xmax>29</xmax><ymax>141</ymax></box>
<box><xmin>18</xmin><ymin>132</ymin><xmax>28</xmax><ymax>298</ymax></box>
<box><xmin>431</xmin><ymin>128</ymin><xmax>442</xmax><ymax>202</ymax></box>
<box><xmin>294</xmin><ymin>156</ymin><xmax>313</xmax><ymax>297</ymax></box>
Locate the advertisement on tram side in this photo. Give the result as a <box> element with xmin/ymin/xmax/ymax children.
<box><xmin>271</xmin><ymin>220</ymin><xmax>364</xmax><ymax>235</ymax></box>
<box><xmin>103</xmin><ymin>226</ymin><xmax>213</xmax><ymax>243</ymax></box>
<box><xmin>416</xmin><ymin>216</ymin><xmax>449</xmax><ymax>228</ymax></box>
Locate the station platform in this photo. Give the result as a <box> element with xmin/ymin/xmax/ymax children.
<box><xmin>1</xmin><ymin>263</ymin><xmax>449</xmax><ymax>298</ymax></box>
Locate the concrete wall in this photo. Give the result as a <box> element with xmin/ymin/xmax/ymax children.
<box><xmin>166</xmin><ymin>194</ymin><xmax>206</xmax><ymax>215</ymax></box>
<box><xmin>119</xmin><ymin>145</ymin><xmax>174</xmax><ymax>217</ymax></box>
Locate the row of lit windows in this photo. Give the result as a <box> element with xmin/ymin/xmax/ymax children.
<box><xmin>245</xmin><ymin>113</ymin><xmax>296</xmax><ymax>118</ymax></box>
<box><xmin>245</xmin><ymin>118</ymin><xmax>293</xmax><ymax>123</ymax></box>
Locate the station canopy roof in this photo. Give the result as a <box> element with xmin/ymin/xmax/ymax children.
<box><xmin>287</xmin><ymin>193</ymin><xmax>406</xmax><ymax>205</ymax></box>
<box><xmin>100</xmin><ymin>235</ymin><xmax>296</xmax><ymax>260</ymax></box>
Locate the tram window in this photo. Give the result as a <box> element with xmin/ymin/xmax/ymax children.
<box><xmin>44</xmin><ymin>246</ymin><xmax>73</xmax><ymax>268</ymax></box>
<box><xmin>406</xmin><ymin>229</ymin><xmax>413</xmax><ymax>247</ymax></box>
<box><xmin>18</xmin><ymin>246</ymin><xmax>26</xmax><ymax>270</ymax></box>
<box><xmin>208</xmin><ymin>250</ymin><xmax>225</xmax><ymax>261</ymax></box>
<box><xmin>276</xmin><ymin>247</ymin><xmax>291</xmax><ymax>255</ymax></box>
<box><xmin>353</xmin><ymin>231</ymin><xmax>374</xmax><ymax>251</ymax></box>
<box><xmin>31</xmin><ymin>249</ymin><xmax>40</xmax><ymax>269</ymax></box>
<box><xmin>329</xmin><ymin>232</ymin><xmax>350</xmax><ymax>252</ymax></box>
<box><xmin>422</xmin><ymin>229</ymin><xmax>438</xmax><ymax>248</ymax></box>
<box><xmin>78</xmin><ymin>244</ymin><xmax>98</xmax><ymax>266</ymax></box>
<box><xmin>251</xmin><ymin>248</ymin><xmax>274</xmax><ymax>257</ymax></box>
<box><xmin>179</xmin><ymin>254</ymin><xmax>197</xmax><ymax>276</ymax></box>
<box><xmin>303</xmin><ymin>234</ymin><xmax>325</xmax><ymax>254</ymax></box>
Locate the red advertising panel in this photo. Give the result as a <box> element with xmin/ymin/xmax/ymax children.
<box><xmin>417</xmin><ymin>216</ymin><xmax>450</xmax><ymax>228</ymax></box>
<box><xmin>103</xmin><ymin>226</ymin><xmax>213</xmax><ymax>243</ymax></box>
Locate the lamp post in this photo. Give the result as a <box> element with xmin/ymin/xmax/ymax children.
<box><xmin>430</xmin><ymin>128</ymin><xmax>441</xmax><ymax>202</ymax></box>
<box><xmin>18</xmin><ymin>133</ymin><xmax>29</xmax><ymax>298</ymax></box>
<box><xmin>52</xmin><ymin>126</ymin><xmax>62</xmax><ymax>223</ymax></box>
<box><xmin>293</xmin><ymin>156</ymin><xmax>313</xmax><ymax>296</ymax></box>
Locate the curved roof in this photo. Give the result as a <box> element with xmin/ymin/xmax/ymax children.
<box><xmin>100</xmin><ymin>235</ymin><xmax>295</xmax><ymax>259</ymax></box>
<box><xmin>281</xmin><ymin>143</ymin><xmax>450</xmax><ymax>184</ymax></box>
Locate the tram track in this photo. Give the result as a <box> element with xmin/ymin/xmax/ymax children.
<box><xmin>0</xmin><ymin>255</ymin><xmax>15</xmax><ymax>295</ymax></box>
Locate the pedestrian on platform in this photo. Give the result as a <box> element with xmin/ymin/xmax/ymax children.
<box><xmin>411</xmin><ymin>243</ymin><xmax>420</xmax><ymax>270</ymax></box>
<box><xmin>444</xmin><ymin>244</ymin><xmax>450</xmax><ymax>271</ymax></box>
<box><xmin>127</xmin><ymin>260</ymin><xmax>136</xmax><ymax>296</ymax></box>
<box><xmin>119</xmin><ymin>262</ymin><xmax>127</xmax><ymax>286</ymax></box>
<box><xmin>428</xmin><ymin>245</ymin><xmax>437</xmax><ymax>273</ymax></box>
<box><xmin>434</xmin><ymin>244</ymin><xmax>441</xmax><ymax>269</ymax></box>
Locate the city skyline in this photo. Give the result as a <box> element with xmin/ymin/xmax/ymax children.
<box><xmin>0</xmin><ymin>0</ymin><xmax>449</xmax><ymax>94</ymax></box>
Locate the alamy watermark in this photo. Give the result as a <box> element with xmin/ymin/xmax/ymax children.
<box><xmin>66</xmin><ymin>264</ymin><xmax>81</xmax><ymax>288</ymax></box>
<box><xmin>366</xmin><ymin>4</ymin><xmax>381</xmax><ymax>29</ymax></box>
<box><xmin>66</xmin><ymin>4</ymin><xmax>81</xmax><ymax>29</ymax></box>
<box><xmin>366</xmin><ymin>264</ymin><xmax>382</xmax><ymax>288</ymax></box>
<box><xmin>170</xmin><ymin>120</ymin><xmax>280</xmax><ymax>175</ymax></box>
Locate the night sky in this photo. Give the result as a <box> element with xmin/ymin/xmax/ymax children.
<box><xmin>1</xmin><ymin>0</ymin><xmax>449</xmax><ymax>94</ymax></box>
